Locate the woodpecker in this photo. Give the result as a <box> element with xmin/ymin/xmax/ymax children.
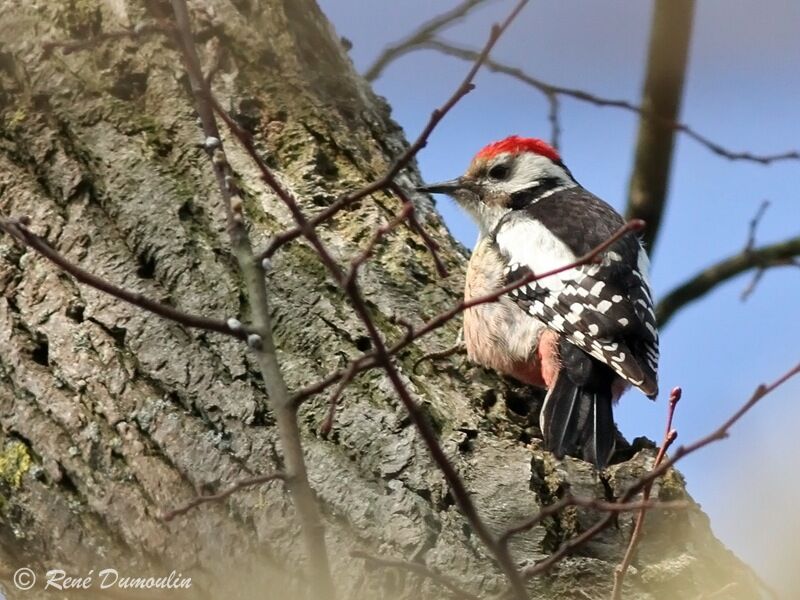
<box><xmin>418</xmin><ymin>136</ymin><xmax>659</xmax><ymax>469</ymax></box>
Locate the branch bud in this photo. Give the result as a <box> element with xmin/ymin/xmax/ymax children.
<box><xmin>247</xmin><ymin>333</ymin><xmax>263</xmax><ymax>351</ymax></box>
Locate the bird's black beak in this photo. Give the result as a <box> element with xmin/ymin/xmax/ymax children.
<box><xmin>416</xmin><ymin>178</ymin><xmax>464</xmax><ymax>195</ymax></box>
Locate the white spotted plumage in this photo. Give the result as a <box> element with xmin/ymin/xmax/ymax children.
<box><xmin>499</xmin><ymin>213</ymin><xmax>659</xmax><ymax>396</ymax></box>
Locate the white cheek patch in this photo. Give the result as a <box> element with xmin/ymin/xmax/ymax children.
<box><xmin>504</xmin><ymin>152</ymin><xmax>570</xmax><ymax>193</ymax></box>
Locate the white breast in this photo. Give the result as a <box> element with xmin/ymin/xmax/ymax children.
<box><xmin>494</xmin><ymin>214</ymin><xmax>578</xmax><ymax>289</ymax></box>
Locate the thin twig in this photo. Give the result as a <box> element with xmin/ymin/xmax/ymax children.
<box><xmin>744</xmin><ymin>200</ymin><xmax>770</xmax><ymax>252</ymax></box>
<box><xmin>293</xmin><ymin>354</ymin><xmax>377</xmax><ymax>408</ymax></box>
<box><xmin>334</xmin><ymin>7</ymin><xmax>533</xmax><ymax>597</ymax></box>
<box><xmin>739</xmin><ymin>269</ymin><xmax>766</xmax><ymax>302</ymax></box>
<box><xmin>418</xmin><ymin>39</ymin><xmax>800</xmax><ymax>166</ymax></box>
<box><xmin>318</xmin><ymin>360</ymin><xmax>362</xmax><ymax>438</ymax></box>
<box><xmin>389</xmin><ymin>182</ymin><xmax>449</xmax><ymax>277</ymax></box>
<box><xmin>656</xmin><ymin>236</ymin><xmax>800</xmax><ymax>326</ymax></box>
<box><xmin>257</xmin><ymin>0</ymin><xmax>529</xmax><ymax>262</ymax></box>
<box><xmin>169</xmin><ymin>1</ymin><xmax>336</xmax><ymax>596</ymax></box>
<box><xmin>498</xmin><ymin>495</ymin><xmax>688</xmax><ymax>549</ymax></box>
<box><xmin>364</xmin><ymin>0</ymin><xmax>491</xmax><ymax>82</ymax></box>
<box><xmin>351</xmin><ymin>550</ymin><xmax>481</xmax><ymax>600</ymax></box>
<box><xmin>739</xmin><ymin>200</ymin><xmax>771</xmax><ymax>301</ymax></box>
<box><xmin>612</xmin><ymin>387</ymin><xmax>682</xmax><ymax>599</ymax></box>
<box><xmin>522</xmin><ymin>362</ymin><xmax>800</xmax><ymax>580</ymax></box>
<box><xmin>161</xmin><ymin>472</ymin><xmax>287</xmax><ymax>521</ymax></box>
<box><xmin>413</xmin><ymin>336</ymin><xmax>466</xmax><ymax>373</ymax></box>
<box><xmin>343</xmin><ymin>202</ymin><xmax>414</xmax><ymax>289</ymax></box>
<box><xmin>545</xmin><ymin>93</ymin><xmax>561</xmax><ymax>150</ymax></box>
<box><xmin>0</xmin><ymin>217</ymin><xmax>252</xmax><ymax>341</ymax></box>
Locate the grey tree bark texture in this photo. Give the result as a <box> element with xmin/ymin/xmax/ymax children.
<box><xmin>0</xmin><ymin>1</ymin><xmax>762</xmax><ymax>599</ymax></box>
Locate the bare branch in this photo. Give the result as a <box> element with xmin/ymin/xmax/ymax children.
<box><xmin>168</xmin><ymin>1</ymin><xmax>335</xmax><ymax>595</ymax></box>
<box><xmin>416</xmin><ymin>38</ymin><xmax>799</xmax><ymax>166</ymax></box>
<box><xmin>161</xmin><ymin>472</ymin><xmax>287</xmax><ymax>522</ymax></box>
<box><xmin>351</xmin><ymin>550</ymin><xmax>481</xmax><ymax>600</ymax></box>
<box><xmin>257</xmin><ymin>0</ymin><xmax>529</xmax><ymax>262</ymax></box>
<box><xmin>612</xmin><ymin>387</ymin><xmax>682</xmax><ymax>599</ymax></box>
<box><xmin>656</xmin><ymin>236</ymin><xmax>800</xmax><ymax>327</ymax></box>
<box><xmin>318</xmin><ymin>360</ymin><xmax>362</xmax><ymax>438</ymax></box>
<box><xmin>627</xmin><ymin>362</ymin><xmax>800</xmax><ymax>497</ymax></box>
<box><xmin>327</xmin><ymin>8</ymin><xmax>533</xmax><ymax>597</ymax></box>
<box><xmin>626</xmin><ymin>0</ymin><xmax>695</xmax><ymax>251</ymax></box>
<box><xmin>364</xmin><ymin>0</ymin><xmax>491</xmax><ymax>82</ymax></box>
<box><xmin>292</xmin><ymin>354</ymin><xmax>377</xmax><ymax>408</ymax></box>
<box><xmin>413</xmin><ymin>336</ymin><xmax>466</xmax><ymax>373</ymax></box>
<box><xmin>0</xmin><ymin>217</ymin><xmax>252</xmax><ymax>341</ymax></box>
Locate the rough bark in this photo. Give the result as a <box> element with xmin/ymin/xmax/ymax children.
<box><xmin>0</xmin><ymin>1</ymin><xmax>760</xmax><ymax>599</ymax></box>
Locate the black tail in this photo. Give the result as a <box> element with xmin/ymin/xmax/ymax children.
<box><xmin>540</xmin><ymin>340</ymin><xmax>616</xmax><ymax>469</ymax></box>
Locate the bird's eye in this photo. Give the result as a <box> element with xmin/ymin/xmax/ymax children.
<box><xmin>488</xmin><ymin>163</ymin><xmax>510</xmax><ymax>181</ymax></box>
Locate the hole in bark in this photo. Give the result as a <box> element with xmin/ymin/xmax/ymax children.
<box><xmin>32</xmin><ymin>335</ymin><xmax>49</xmax><ymax>366</ymax></box>
<box><xmin>5</xmin><ymin>296</ymin><xmax>19</xmax><ymax>313</ymax></box>
<box><xmin>313</xmin><ymin>148</ymin><xmax>339</xmax><ymax>179</ymax></box>
<box><xmin>66</xmin><ymin>302</ymin><xmax>85</xmax><ymax>323</ymax></box>
<box><xmin>505</xmin><ymin>392</ymin><xmax>531</xmax><ymax>417</ymax></box>
<box><xmin>440</xmin><ymin>490</ymin><xmax>456</xmax><ymax>511</ymax></box>
<box><xmin>611</xmin><ymin>434</ymin><xmax>651</xmax><ymax>465</ymax></box>
<box><xmin>59</xmin><ymin>469</ymin><xmax>79</xmax><ymax>495</ymax></box>
<box><xmin>600</xmin><ymin>473</ymin><xmax>616</xmax><ymax>503</ymax></box>
<box><xmin>178</xmin><ymin>200</ymin><xmax>194</xmax><ymax>221</ymax></box>
<box><xmin>355</xmin><ymin>336</ymin><xmax>372</xmax><ymax>352</ymax></box>
<box><xmin>409</xmin><ymin>268</ymin><xmax>430</xmax><ymax>285</ymax></box>
<box><xmin>481</xmin><ymin>389</ymin><xmax>497</xmax><ymax>411</ymax></box>
<box><xmin>231</xmin><ymin>97</ymin><xmax>263</xmax><ymax>133</ymax></box>
<box><xmin>414</xmin><ymin>488</ymin><xmax>432</xmax><ymax>503</ymax></box>
<box><xmin>136</xmin><ymin>253</ymin><xmax>156</xmax><ymax>279</ymax></box>
<box><xmin>108</xmin><ymin>72</ymin><xmax>148</xmax><ymax>101</ymax></box>
<box><xmin>310</xmin><ymin>193</ymin><xmax>334</xmax><ymax>207</ymax></box>
<box><xmin>167</xmin><ymin>390</ymin><xmax>183</xmax><ymax>406</ymax></box>
<box><xmin>457</xmin><ymin>428</ymin><xmax>478</xmax><ymax>453</ymax></box>
<box><xmin>0</xmin><ymin>50</ymin><xmax>15</xmax><ymax>73</ymax></box>
<box><xmin>109</xmin><ymin>326</ymin><xmax>126</xmax><ymax>347</ymax></box>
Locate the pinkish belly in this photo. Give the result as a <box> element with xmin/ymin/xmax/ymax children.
<box><xmin>463</xmin><ymin>299</ymin><xmax>548</xmax><ymax>387</ymax></box>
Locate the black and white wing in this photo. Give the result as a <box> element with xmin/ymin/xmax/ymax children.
<box><xmin>493</xmin><ymin>189</ymin><xmax>659</xmax><ymax>397</ymax></box>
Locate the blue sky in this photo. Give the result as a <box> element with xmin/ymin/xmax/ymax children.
<box><xmin>319</xmin><ymin>0</ymin><xmax>800</xmax><ymax>592</ymax></box>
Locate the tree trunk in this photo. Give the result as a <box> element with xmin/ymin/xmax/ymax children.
<box><xmin>0</xmin><ymin>1</ymin><xmax>759</xmax><ymax>599</ymax></box>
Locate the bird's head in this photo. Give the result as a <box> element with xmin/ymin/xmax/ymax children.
<box><xmin>418</xmin><ymin>135</ymin><xmax>576</xmax><ymax>235</ymax></box>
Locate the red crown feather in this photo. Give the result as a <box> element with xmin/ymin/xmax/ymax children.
<box><xmin>475</xmin><ymin>135</ymin><xmax>560</xmax><ymax>163</ymax></box>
